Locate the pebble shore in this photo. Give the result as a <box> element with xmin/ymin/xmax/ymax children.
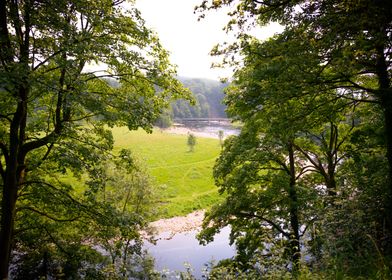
<box><xmin>163</xmin><ymin>126</ymin><xmax>220</xmax><ymax>139</ymax></box>
<box><xmin>149</xmin><ymin>210</ymin><xmax>205</xmax><ymax>239</ymax></box>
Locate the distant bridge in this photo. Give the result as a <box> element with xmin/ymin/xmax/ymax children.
<box><xmin>173</xmin><ymin>118</ymin><xmax>230</xmax><ymax>124</ymax></box>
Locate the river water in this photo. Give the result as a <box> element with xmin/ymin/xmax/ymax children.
<box><xmin>166</xmin><ymin>120</ymin><xmax>240</xmax><ymax>140</ymax></box>
<box><xmin>188</xmin><ymin>121</ymin><xmax>239</xmax><ymax>138</ymax></box>
<box><xmin>145</xmin><ymin>227</ymin><xmax>235</xmax><ymax>278</ymax></box>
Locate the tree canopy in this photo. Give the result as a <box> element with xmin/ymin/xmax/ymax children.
<box><xmin>196</xmin><ymin>0</ymin><xmax>392</xmax><ymax>278</ymax></box>
<box><xmin>0</xmin><ymin>0</ymin><xmax>189</xmax><ymax>277</ymax></box>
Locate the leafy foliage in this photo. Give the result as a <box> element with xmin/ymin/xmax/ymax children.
<box><xmin>187</xmin><ymin>133</ymin><xmax>197</xmax><ymax>152</ymax></box>
<box><xmin>171</xmin><ymin>77</ymin><xmax>228</xmax><ymax>119</ymax></box>
<box><xmin>0</xmin><ymin>0</ymin><xmax>189</xmax><ymax>277</ymax></box>
<box><xmin>196</xmin><ymin>0</ymin><xmax>392</xmax><ymax>277</ymax></box>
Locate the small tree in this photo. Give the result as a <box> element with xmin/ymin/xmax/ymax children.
<box><xmin>187</xmin><ymin>133</ymin><xmax>197</xmax><ymax>152</ymax></box>
<box><xmin>218</xmin><ymin>130</ymin><xmax>224</xmax><ymax>148</ymax></box>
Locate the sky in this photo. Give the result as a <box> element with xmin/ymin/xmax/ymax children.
<box><xmin>135</xmin><ymin>0</ymin><xmax>283</xmax><ymax>80</ymax></box>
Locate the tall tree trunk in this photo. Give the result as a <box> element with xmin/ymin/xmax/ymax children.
<box><xmin>375</xmin><ymin>43</ymin><xmax>392</xmax><ymax>251</ymax></box>
<box><xmin>288</xmin><ymin>142</ymin><xmax>301</xmax><ymax>272</ymax></box>
<box><xmin>0</xmin><ymin>172</ymin><xmax>19</xmax><ymax>280</ymax></box>
<box><xmin>326</xmin><ymin>123</ymin><xmax>337</xmax><ymax>198</ymax></box>
<box><xmin>0</xmin><ymin>96</ymin><xmax>27</xmax><ymax>279</ymax></box>
<box><xmin>382</xmin><ymin>93</ymin><xmax>392</xmax><ymax>251</ymax></box>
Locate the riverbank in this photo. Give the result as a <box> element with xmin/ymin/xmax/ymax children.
<box><xmin>163</xmin><ymin>126</ymin><xmax>219</xmax><ymax>139</ymax></box>
<box><xmin>149</xmin><ymin>210</ymin><xmax>205</xmax><ymax>240</ymax></box>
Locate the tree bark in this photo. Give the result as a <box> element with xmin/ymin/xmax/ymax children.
<box><xmin>0</xmin><ymin>172</ymin><xmax>18</xmax><ymax>280</ymax></box>
<box><xmin>0</xmin><ymin>101</ymin><xmax>27</xmax><ymax>279</ymax></box>
<box><xmin>375</xmin><ymin>43</ymin><xmax>392</xmax><ymax>251</ymax></box>
<box><xmin>381</xmin><ymin>92</ymin><xmax>392</xmax><ymax>251</ymax></box>
<box><xmin>287</xmin><ymin>142</ymin><xmax>301</xmax><ymax>272</ymax></box>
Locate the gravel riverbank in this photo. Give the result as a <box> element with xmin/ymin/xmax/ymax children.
<box><xmin>149</xmin><ymin>210</ymin><xmax>205</xmax><ymax>240</ymax></box>
<box><xmin>163</xmin><ymin>126</ymin><xmax>220</xmax><ymax>139</ymax></box>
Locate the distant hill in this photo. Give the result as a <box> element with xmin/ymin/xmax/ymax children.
<box><xmin>177</xmin><ymin>77</ymin><xmax>228</xmax><ymax>118</ymax></box>
<box><xmin>155</xmin><ymin>77</ymin><xmax>228</xmax><ymax>127</ymax></box>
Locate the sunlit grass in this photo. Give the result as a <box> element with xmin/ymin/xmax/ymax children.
<box><xmin>112</xmin><ymin>127</ymin><xmax>223</xmax><ymax>218</ymax></box>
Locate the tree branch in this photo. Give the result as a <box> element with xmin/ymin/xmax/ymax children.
<box><xmin>20</xmin><ymin>59</ymin><xmax>69</xmax><ymax>155</ymax></box>
<box><xmin>0</xmin><ymin>114</ymin><xmax>12</xmax><ymax>122</ymax></box>
<box><xmin>25</xmin><ymin>143</ymin><xmax>55</xmax><ymax>173</ymax></box>
<box><xmin>296</xmin><ymin>165</ymin><xmax>318</xmax><ymax>180</ymax></box>
<box><xmin>32</xmin><ymin>49</ymin><xmax>64</xmax><ymax>71</ymax></box>
<box><xmin>43</xmin><ymin>226</ymin><xmax>74</xmax><ymax>257</ymax></box>
<box><xmin>299</xmin><ymin>216</ymin><xmax>318</xmax><ymax>237</ymax></box>
<box><xmin>20</xmin><ymin>180</ymin><xmax>107</xmax><ymax>222</ymax></box>
<box><xmin>238</xmin><ymin>211</ymin><xmax>290</xmax><ymax>237</ymax></box>
<box><xmin>0</xmin><ymin>0</ymin><xmax>13</xmax><ymax>65</ymax></box>
<box><xmin>20</xmin><ymin>131</ymin><xmax>59</xmax><ymax>156</ymax></box>
<box><xmin>0</xmin><ymin>141</ymin><xmax>9</xmax><ymax>164</ymax></box>
<box><xmin>252</xmin><ymin>0</ymin><xmax>291</xmax><ymax>8</ymax></box>
<box><xmin>17</xmin><ymin>206</ymin><xmax>80</xmax><ymax>222</ymax></box>
<box><xmin>293</xmin><ymin>143</ymin><xmax>327</xmax><ymax>179</ymax></box>
<box><xmin>0</xmin><ymin>159</ymin><xmax>5</xmax><ymax>182</ymax></box>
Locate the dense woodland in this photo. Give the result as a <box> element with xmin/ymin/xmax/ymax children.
<box><xmin>0</xmin><ymin>0</ymin><xmax>392</xmax><ymax>279</ymax></box>
<box><xmin>173</xmin><ymin>77</ymin><xmax>227</xmax><ymax>119</ymax></box>
<box><xmin>155</xmin><ymin>77</ymin><xmax>227</xmax><ymax>128</ymax></box>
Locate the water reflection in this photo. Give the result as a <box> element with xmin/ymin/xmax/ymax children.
<box><xmin>145</xmin><ymin>227</ymin><xmax>235</xmax><ymax>278</ymax></box>
<box><xmin>171</xmin><ymin>120</ymin><xmax>240</xmax><ymax>140</ymax></box>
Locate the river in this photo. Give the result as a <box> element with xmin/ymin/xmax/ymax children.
<box><xmin>145</xmin><ymin>227</ymin><xmax>235</xmax><ymax>279</ymax></box>
<box><xmin>164</xmin><ymin>120</ymin><xmax>240</xmax><ymax>140</ymax></box>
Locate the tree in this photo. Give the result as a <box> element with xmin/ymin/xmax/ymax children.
<box><xmin>0</xmin><ymin>0</ymin><xmax>189</xmax><ymax>277</ymax></box>
<box><xmin>187</xmin><ymin>133</ymin><xmax>197</xmax><ymax>152</ymax></box>
<box><xmin>218</xmin><ymin>130</ymin><xmax>224</xmax><ymax>148</ymax></box>
<box><xmin>12</xmin><ymin>149</ymin><xmax>158</xmax><ymax>279</ymax></box>
<box><xmin>196</xmin><ymin>0</ymin><xmax>392</xmax><ymax>247</ymax></box>
<box><xmin>170</xmin><ymin>77</ymin><xmax>228</xmax><ymax>119</ymax></box>
<box><xmin>197</xmin><ymin>22</ymin><xmax>384</xmax><ymax>275</ymax></box>
<box><xmin>198</xmin><ymin>71</ymin><xmax>372</xmax><ymax>277</ymax></box>
<box><xmin>199</xmin><ymin>122</ymin><xmax>306</xmax><ymax>272</ymax></box>
<box><xmin>155</xmin><ymin>108</ymin><xmax>173</xmax><ymax>128</ymax></box>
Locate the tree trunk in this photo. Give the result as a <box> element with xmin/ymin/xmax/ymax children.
<box><xmin>0</xmin><ymin>96</ymin><xmax>27</xmax><ymax>279</ymax></box>
<box><xmin>288</xmin><ymin>142</ymin><xmax>301</xmax><ymax>272</ymax></box>
<box><xmin>382</xmin><ymin>93</ymin><xmax>392</xmax><ymax>252</ymax></box>
<box><xmin>375</xmin><ymin>43</ymin><xmax>392</xmax><ymax>251</ymax></box>
<box><xmin>0</xmin><ymin>174</ymin><xmax>18</xmax><ymax>280</ymax></box>
<box><xmin>384</xmin><ymin>99</ymin><xmax>392</xmax><ymax>198</ymax></box>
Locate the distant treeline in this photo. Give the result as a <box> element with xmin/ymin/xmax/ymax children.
<box><xmin>155</xmin><ymin>77</ymin><xmax>228</xmax><ymax>127</ymax></box>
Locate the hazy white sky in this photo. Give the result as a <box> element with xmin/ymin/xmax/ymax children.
<box><xmin>136</xmin><ymin>0</ymin><xmax>283</xmax><ymax>80</ymax></box>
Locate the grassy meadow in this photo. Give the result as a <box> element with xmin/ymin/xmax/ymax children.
<box><xmin>112</xmin><ymin>126</ymin><xmax>223</xmax><ymax>218</ymax></box>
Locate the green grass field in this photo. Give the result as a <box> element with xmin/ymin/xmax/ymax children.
<box><xmin>112</xmin><ymin>127</ymin><xmax>223</xmax><ymax>218</ymax></box>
